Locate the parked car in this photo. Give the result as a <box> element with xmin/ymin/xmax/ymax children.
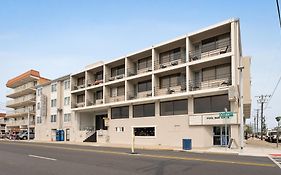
<box><xmin>17</xmin><ymin>131</ymin><xmax>35</xmax><ymax>140</ymax></box>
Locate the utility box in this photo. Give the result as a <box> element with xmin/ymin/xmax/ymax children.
<box><xmin>183</xmin><ymin>139</ymin><xmax>192</xmax><ymax>150</ymax></box>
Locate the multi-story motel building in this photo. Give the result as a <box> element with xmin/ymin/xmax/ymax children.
<box><xmin>34</xmin><ymin>19</ymin><xmax>251</xmax><ymax>148</ymax></box>
<box><xmin>66</xmin><ymin>18</ymin><xmax>251</xmax><ymax>148</ymax></box>
<box><xmin>35</xmin><ymin>75</ymin><xmax>73</xmax><ymax>141</ymax></box>
<box><xmin>5</xmin><ymin>70</ymin><xmax>49</xmax><ymax>134</ymax></box>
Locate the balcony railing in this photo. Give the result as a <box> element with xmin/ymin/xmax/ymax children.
<box><xmin>71</xmin><ymin>102</ymin><xmax>85</xmax><ymax>108</ymax></box>
<box><xmin>86</xmin><ymin>79</ymin><xmax>103</xmax><ymax>87</ymax></box>
<box><xmin>189</xmin><ymin>74</ymin><xmax>232</xmax><ymax>91</ymax></box>
<box><xmin>127</xmin><ymin>90</ymin><xmax>153</xmax><ymax>100</ymax></box>
<box><xmin>86</xmin><ymin>99</ymin><xmax>104</xmax><ymax>106</ymax></box>
<box><xmin>72</xmin><ymin>83</ymin><xmax>86</xmax><ymax>91</ymax></box>
<box><xmin>105</xmin><ymin>74</ymin><xmax>125</xmax><ymax>82</ymax></box>
<box><xmin>189</xmin><ymin>38</ymin><xmax>231</xmax><ymax>62</ymax></box>
<box><xmin>6</xmin><ymin>94</ymin><xmax>36</xmax><ymax>107</ymax></box>
<box><xmin>5</xmin><ymin>119</ymin><xmax>35</xmax><ymax>126</ymax></box>
<box><xmin>105</xmin><ymin>95</ymin><xmax>125</xmax><ymax>103</ymax></box>
<box><xmin>7</xmin><ymin>82</ymin><xmax>35</xmax><ymax>96</ymax></box>
<box><xmin>127</xmin><ymin>67</ymin><xmax>152</xmax><ymax>77</ymax></box>
<box><xmin>154</xmin><ymin>82</ymin><xmax>187</xmax><ymax>96</ymax></box>
<box><xmin>6</xmin><ymin>108</ymin><xmax>35</xmax><ymax>116</ymax></box>
<box><xmin>155</xmin><ymin>52</ymin><xmax>186</xmax><ymax>70</ymax></box>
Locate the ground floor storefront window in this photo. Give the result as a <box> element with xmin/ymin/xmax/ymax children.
<box><xmin>213</xmin><ymin>126</ymin><xmax>230</xmax><ymax>146</ymax></box>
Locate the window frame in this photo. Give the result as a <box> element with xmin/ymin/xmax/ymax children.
<box><xmin>160</xmin><ymin>99</ymin><xmax>188</xmax><ymax>116</ymax></box>
<box><xmin>133</xmin><ymin>103</ymin><xmax>155</xmax><ymax>118</ymax></box>
<box><xmin>111</xmin><ymin>106</ymin><xmax>129</xmax><ymax>119</ymax></box>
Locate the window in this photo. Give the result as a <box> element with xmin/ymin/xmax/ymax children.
<box><xmin>51</xmin><ymin>99</ymin><xmax>57</xmax><ymax>107</ymax></box>
<box><xmin>133</xmin><ymin>103</ymin><xmax>155</xmax><ymax>118</ymax></box>
<box><xmin>117</xmin><ymin>86</ymin><xmax>125</xmax><ymax>96</ymax></box>
<box><xmin>160</xmin><ymin>99</ymin><xmax>188</xmax><ymax>116</ymax></box>
<box><xmin>96</xmin><ymin>90</ymin><xmax>103</xmax><ymax>100</ymax></box>
<box><xmin>64</xmin><ymin>80</ymin><xmax>70</xmax><ymax>90</ymax></box>
<box><xmin>134</xmin><ymin>127</ymin><xmax>155</xmax><ymax>137</ymax></box>
<box><xmin>51</xmin><ymin>115</ymin><xmax>57</xmax><ymax>123</ymax></box>
<box><xmin>160</xmin><ymin>74</ymin><xmax>181</xmax><ymax>88</ymax></box>
<box><xmin>115</xmin><ymin>127</ymin><xmax>124</xmax><ymax>132</ymax></box>
<box><xmin>111</xmin><ymin>65</ymin><xmax>125</xmax><ymax>77</ymax></box>
<box><xmin>111</xmin><ymin>106</ymin><xmax>129</xmax><ymax>119</ymax></box>
<box><xmin>202</xmin><ymin>64</ymin><xmax>231</xmax><ymax>81</ymax></box>
<box><xmin>96</xmin><ymin>71</ymin><xmax>103</xmax><ymax>81</ymax></box>
<box><xmin>64</xmin><ymin>113</ymin><xmax>71</xmax><ymax>122</ymax></box>
<box><xmin>159</xmin><ymin>48</ymin><xmax>181</xmax><ymax>64</ymax></box>
<box><xmin>64</xmin><ymin>97</ymin><xmax>70</xmax><ymax>106</ymax></box>
<box><xmin>37</xmin><ymin>88</ymin><xmax>42</xmax><ymax>96</ymax></box>
<box><xmin>37</xmin><ymin>116</ymin><xmax>42</xmax><ymax>124</ymax></box>
<box><xmin>51</xmin><ymin>84</ymin><xmax>57</xmax><ymax>92</ymax></box>
<box><xmin>37</xmin><ymin>102</ymin><xmax>40</xmax><ymax>110</ymax></box>
<box><xmin>77</xmin><ymin>94</ymin><xmax>85</xmax><ymax>103</ymax></box>
<box><xmin>77</xmin><ymin>77</ymin><xmax>85</xmax><ymax>86</ymax></box>
<box><xmin>138</xmin><ymin>57</ymin><xmax>152</xmax><ymax>70</ymax></box>
<box><xmin>138</xmin><ymin>80</ymin><xmax>152</xmax><ymax>92</ymax></box>
<box><xmin>194</xmin><ymin>94</ymin><xmax>230</xmax><ymax>113</ymax></box>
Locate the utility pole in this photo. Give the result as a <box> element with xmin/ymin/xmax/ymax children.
<box><xmin>256</xmin><ymin>95</ymin><xmax>271</xmax><ymax>140</ymax></box>
<box><xmin>254</xmin><ymin>109</ymin><xmax>259</xmax><ymax>137</ymax></box>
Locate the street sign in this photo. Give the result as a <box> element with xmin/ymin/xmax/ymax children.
<box><xmin>219</xmin><ymin>112</ymin><xmax>234</xmax><ymax>119</ymax></box>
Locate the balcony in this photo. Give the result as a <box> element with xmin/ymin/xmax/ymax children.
<box><xmin>87</xmin><ymin>79</ymin><xmax>103</xmax><ymax>87</ymax></box>
<box><xmin>155</xmin><ymin>82</ymin><xmax>187</xmax><ymax>96</ymax></box>
<box><xmin>72</xmin><ymin>102</ymin><xmax>85</xmax><ymax>109</ymax></box>
<box><xmin>189</xmin><ymin>38</ymin><xmax>231</xmax><ymax>62</ymax></box>
<box><xmin>6</xmin><ymin>108</ymin><xmax>36</xmax><ymax>118</ymax></box>
<box><xmin>105</xmin><ymin>73</ymin><xmax>125</xmax><ymax>83</ymax></box>
<box><xmin>6</xmin><ymin>82</ymin><xmax>36</xmax><ymax>98</ymax></box>
<box><xmin>127</xmin><ymin>67</ymin><xmax>152</xmax><ymax>77</ymax></box>
<box><xmin>155</xmin><ymin>52</ymin><xmax>186</xmax><ymax>70</ymax></box>
<box><xmin>105</xmin><ymin>95</ymin><xmax>125</xmax><ymax>103</ymax></box>
<box><xmin>189</xmin><ymin>74</ymin><xmax>232</xmax><ymax>91</ymax></box>
<box><xmin>6</xmin><ymin>94</ymin><xmax>36</xmax><ymax>108</ymax></box>
<box><xmin>127</xmin><ymin>90</ymin><xmax>152</xmax><ymax>100</ymax></box>
<box><xmin>5</xmin><ymin>119</ymin><xmax>35</xmax><ymax>127</ymax></box>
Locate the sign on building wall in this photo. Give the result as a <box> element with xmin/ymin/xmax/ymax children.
<box><xmin>189</xmin><ymin>113</ymin><xmax>238</xmax><ymax>126</ymax></box>
<box><xmin>40</xmin><ymin>95</ymin><xmax>47</xmax><ymax>117</ymax></box>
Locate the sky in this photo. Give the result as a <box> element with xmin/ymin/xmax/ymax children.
<box><xmin>0</xmin><ymin>0</ymin><xmax>280</xmax><ymax>128</ymax></box>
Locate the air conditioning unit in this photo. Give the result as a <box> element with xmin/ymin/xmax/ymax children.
<box><xmin>170</xmin><ymin>60</ymin><xmax>178</xmax><ymax>66</ymax></box>
<box><xmin>109</xmin><ymin>77</ymin><xmax>115</xmax><ymax>81</ymax></box>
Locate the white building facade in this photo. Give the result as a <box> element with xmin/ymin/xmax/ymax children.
<box><xmin>34</xmin><ymin>19</ymin><xmax>251</xmax><ymax>148</ymax></box>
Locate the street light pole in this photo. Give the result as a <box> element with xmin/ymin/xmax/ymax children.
<box><xmin>238</xmin><ymin>66</ymin><xmax>244</xmax><ymax>150</ymax></box>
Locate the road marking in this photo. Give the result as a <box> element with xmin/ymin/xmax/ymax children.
<box><xmin>269</xmin><ymin>155</ymin><xmax>281</xmax><ymax>169</ymax></box>
<box><xmin>28</xmin><ymin>154</ymin><xmax>57</xmax><ymax>161</ymax></box>
<box><xmin>0</xmin><ymin>141</ymin><xmax>275</xmax><ymax>167</ymax></box>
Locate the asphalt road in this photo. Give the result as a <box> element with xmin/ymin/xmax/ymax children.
<box><xmin>0</xmin><ymin>140</ymin><xmax>280</xmax><ymax>175</ymax></box>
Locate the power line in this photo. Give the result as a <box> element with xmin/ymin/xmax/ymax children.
<box><xmin>265</xmin><ymin>75</ymin><xmax>281</xmax><ymax>110</ymax></box>
<box><xmin>277</xmin><ymin>0</ymin><xmax>281</xmax><ymax>29</ymax></box>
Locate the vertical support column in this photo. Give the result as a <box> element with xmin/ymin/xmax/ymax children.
<box><xmin>230</xmin><ymin>22</ymin><xmax>237</xmax><ymax>86</ymax></box>
<box><xmin>152</xmin><ymin>48</ymin><xmax>156</xmax><ymax>97</ymax></box>
<box><xmin>186</xmin><ymin>36</ymin><xmax>190</xmax><ymax>93</ymax></box>
<box><xmin>84</xmin><ymin>71</ymin><xmax>88</xmax><ymax>108</ymax></box>
<box><xmin>125</xmin><ymin>57</ymin><xmax>128</xmax><ymax>101</ymax></box>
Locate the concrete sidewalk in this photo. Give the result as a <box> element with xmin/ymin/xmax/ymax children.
<box><xmin>6</xmin><ymin>138</ymin><xmax>281</xmax><ymax>157</ymax></box>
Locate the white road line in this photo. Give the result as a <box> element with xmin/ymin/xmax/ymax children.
<box><xmin>28</xmin><ymin>154</ymin><xmax>57</xmax><ymax>161</ymax></box>
<box><xmin>268</xmin><ymin>156</ymin><xmax>281</xmax><ymax>169</ymax></box>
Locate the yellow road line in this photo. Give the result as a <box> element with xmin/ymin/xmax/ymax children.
<box><xmin>0</xmin><ymin>141</ymin><xmax>276</xmax><ymax>168</ymax></box>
